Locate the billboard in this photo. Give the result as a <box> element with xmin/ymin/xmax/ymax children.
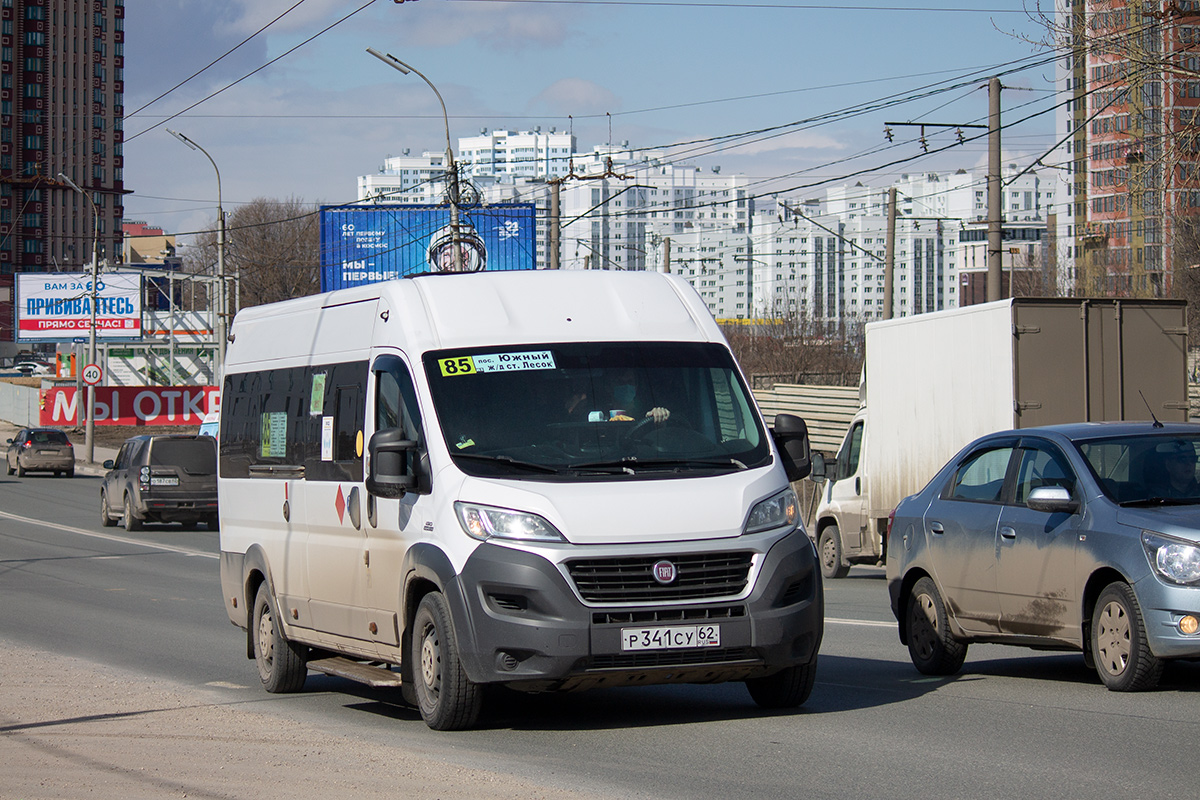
<box><xmin>17</xmin><ymin>272</ymin><xmax>143</xmax><ymax>342</ymax></box>
<box><xmin>320</xmin><ymin>203</ymin><xmax>537</xmax><ymax>291</ymax></box>
<box><xmin>40</xmin><ymin>385</ymin><xmax>219</xmax><ymax>427</ymax></box>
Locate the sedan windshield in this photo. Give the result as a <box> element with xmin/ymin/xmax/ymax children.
<box><xmin>1076</xmin><ymin>433</ymin><xmax>1200</xmax><ymax>505</ymax></box>
<box><xmin>423</xmin><ymin>342</ymin><xmax>770</xmax><ymax>479</ymax></box>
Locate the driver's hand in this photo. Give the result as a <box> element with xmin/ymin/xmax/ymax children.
<box><xmin>646</xmin><ymin>407</ymin><xmax>670</xmax><ymax>424</ymax></box>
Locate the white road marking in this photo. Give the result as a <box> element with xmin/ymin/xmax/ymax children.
<box><xmin>827</xmin><ymin>617</ymin><xmax>894</xmax><ymax>628</ymax></box>
<box><xmin>0</xmin><ymin>509</ymin><xmax>218</xmax><ymax>560</ymax></box>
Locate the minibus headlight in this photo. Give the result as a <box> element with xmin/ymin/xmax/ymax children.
<box><xmin>454</xmin><ymin>502</ymin><xmax>566</xmax><ymax>543</ymax></box>
<box><xmin>744</xmin><ymin>488</ymin><xmax>799</xmax><ymax>535</ymax></box>
<box><xmin>1143</xmin><ymin>531</ymin><xmax>1200</xmax><ymax>585</ymax></box>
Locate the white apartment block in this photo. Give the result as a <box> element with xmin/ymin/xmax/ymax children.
<box><xmin>355</xmin><ymin>133</ymin><xmax>1048</xmax><ymax>323</ymax></box>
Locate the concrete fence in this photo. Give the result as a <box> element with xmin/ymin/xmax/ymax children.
<box><xmin>0</xmin><ymin>382</ymin><xmax>40</xmax><ymax>428</ymax></box>
<box><xmin>752</xmin><ymin>383</ymin><xmax>861</xmax><ymax>454</ymax></box>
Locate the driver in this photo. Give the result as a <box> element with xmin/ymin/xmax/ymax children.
<box><xmin>607</xmin><ymin>367</ymin><xmax>670</xmax><ymax>425</ymax></box>
<box><xmin>1152</xmin><ymin>440</ymin><xmax>1200</xmax><ymax>498</ymax></box>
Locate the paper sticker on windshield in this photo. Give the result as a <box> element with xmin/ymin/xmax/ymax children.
<box><xmin>439</xmin><ymin>351</ymin><xmax>556</xmax><ymax>376</ymax></box>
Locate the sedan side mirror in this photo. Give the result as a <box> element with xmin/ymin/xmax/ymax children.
<box><xmin>102</xmin><ymin>459</ymin><xmax>115</xmax><ymax>469</ymax></box>
<box><xmin>1027</xmin><ymin>485</ymin><xmax>1079</xmax><ymax>514</ymax></box>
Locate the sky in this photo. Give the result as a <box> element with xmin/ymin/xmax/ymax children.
<box><xmin>121</xmin><ymin>0</ymin><xmax>1065</xmax><ymax>241</ymax></box>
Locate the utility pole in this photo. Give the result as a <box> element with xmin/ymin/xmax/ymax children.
<box><xmin>548</xmin><ymin>180</ymin><xmax>561</xmax><ymax>269</ymax></box>
<box><xmin>663</xmin><ymin>237</ymin><xmax>671</xmax><ymax>273</ymax></box>
<box><xmin>884</xmin><ymin>187</ymin><xmax>897</xmax><ymax>320</ymax></box>
<box><xmin>987</xmin><ymin>76</ymin><xmax>1003</xmax><ymax>302</ymax></box>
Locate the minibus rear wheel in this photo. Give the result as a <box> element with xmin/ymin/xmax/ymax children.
<box><xmin>412</xmin><ymin>592</ymin><xmax>481</xmax><ymax>730</ymax></box>
<box><xmin>253</xmin><ymin>583</ymin><xmax>307</xmax><ymax>693</ymax></box>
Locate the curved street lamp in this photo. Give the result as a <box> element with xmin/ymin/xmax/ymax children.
<box><xmin>57</xmin><ymin>172</ymin><xmax>99</xmax><ymax>464</ymax></box>
<box><xmin>366</xmin><ymin>47</ymin><xmax>464</xmax><ymax>271</ymax></box>
<box><xmin>166</xmin><ymin>129</ymin><xmax>227</xmax><ymax>375</ymax></box>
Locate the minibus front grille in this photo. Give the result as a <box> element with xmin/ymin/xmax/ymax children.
<box><xmin>567</xmin><ymin>552</ymin><xmax>753</xmax><ymax>603</ymax></box>
<box><xmin>587</xmin><ymin>647</ymin><xmax>758</xmax><ymax>670</ymax></box>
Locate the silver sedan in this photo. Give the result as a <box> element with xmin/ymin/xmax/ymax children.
<box><xmin>887</xmin><ymin>421</ymin><xmax>1200</xmax><ymax>691</ymax></box>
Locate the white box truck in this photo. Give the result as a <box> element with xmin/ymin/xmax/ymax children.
<box><xmin>811</xmin><ymin>297</ymin><xmax>1189</xmax><ymax>578</ymax></box>
<box><xmin>217</xmin><ymin>269</ymin><xmax>823</xmax><ymax>729</ymax></box>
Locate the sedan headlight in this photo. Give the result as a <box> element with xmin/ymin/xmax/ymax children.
<box><xmin>1142</xmin><ymin>531</ymin><xmax>1200</xmax><ymax>586</ymax></box>
<box><xmin>454</xmin><ymin>502</ymin><xmax>565</xmax><ymax>543</ymax></box>
<box><xmin>745</xmin><ymin>488</ymin><xmax>799</xmax><ymax>535</ymax></box>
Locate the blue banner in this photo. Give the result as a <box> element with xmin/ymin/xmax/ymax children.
<box><xmin>320</xmin><ymin>204</ymin><xmax>537</xmax><ymax>291</ymax></box>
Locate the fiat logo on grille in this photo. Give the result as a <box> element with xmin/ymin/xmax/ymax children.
<box><xmin>652</xmin><ymin>560</ymin><xmax>678</xmax><ymax>585</ymax></box>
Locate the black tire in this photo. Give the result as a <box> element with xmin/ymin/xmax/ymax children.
<box><xmin>65</xmin><ymin>468</ymin><xmax>74</xmax><ymax>478</ymax></box>
<box><xmin>6</xmin><ymin>459</ymin><xmax>13</xmax><ymax>476</ymax></box>
<box><xmin>746</xmin><ymin>658</ymin><xmax>817</xmax><ymax>709</ymax></box>
<box><xmin>123</xmin><ymin>494</ymin><xmax>143</xmax><ymax>532</ymax></box>
<box><xmin>906</xmin><ymin>576</ymin><xmax>967</xmax><ymax>676</ymax></box>
<box><xmin>818</xmin><ymin>526</ymin><xmax>850</xmax><ymax>579</ymax></box>
<box><xmin>205</xmin><ymin>514</ymin><xmax>220</xmax><ymax>531</ymax></box>
<box><xmin>100</xmin><ymin>491</ymin><xmax>117</xmax><ymax>527</ymax></box>
<box><xmin>1091</xmin><ymin>582</ymin><xmax>1163</xmax><ymax>692</ymax></box>
<box><xmin>16</xmin><ymin>460</ymin><xmax>25</xmax><ymax>477</ymax></box>
<box><xmin>252</xmin><ymin>583</ymin><xmax>308</xmax><ymax>693</ymax></box>
<box><xmin>412</xmin><ymin>592</ymin><xmax>481</xmax><ymax>730</ymax></box>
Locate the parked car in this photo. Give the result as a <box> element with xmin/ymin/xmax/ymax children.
<box><xmin>887</xmin><ymin>421</ymin><xmax>1200</xmax><ymax>692</ymax></box>
<box><xmin>100</xmin><ymin>434</ymin><xmax>218</xmax><ymax>531</ymax></box>
<box><xmin>6</xmin><ymin>428</ymin><xmax>74</xmax><ymax>477</ymax></box>
<box><xmin>14</xmin><ymin>361</ymin><xmax>52</xmax><ymax>376</ymax></box>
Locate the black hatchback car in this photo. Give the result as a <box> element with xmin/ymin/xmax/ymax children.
<box><xmin>100</xmin><ymin>434</ymin><xmax>218</xmax><ymax>530</ymax></box>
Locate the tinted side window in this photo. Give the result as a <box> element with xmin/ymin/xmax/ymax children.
<box><xmin>945</xmin><ymin>447</ymin><xmax>1014</xmax><ymax>503</ymax></box>
<box><xmin>220</xmin><ymin>360</ymin><xmax>367</xmax><ymax>481</ymax></box>
<box><xmin>1013</xmin><ymin>445</ymin><xmax>1076</xmax><ymax>505</ymax></box>
<box><xmin>150</xmin><ymin>439</ymin><xmax>217</xmax><ymax>475</ymax></box>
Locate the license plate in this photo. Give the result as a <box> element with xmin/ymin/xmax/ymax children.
<box><xmin>620</xmin><ymin>624</ymin><xmax>721</xmax><ymax>651</ymax></box>
<box><xmin>150</xmin><ymin>476</ymin><xmax>179</xmax><ymax>486</ymax></box>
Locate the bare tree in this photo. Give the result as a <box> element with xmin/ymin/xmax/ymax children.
<box><xmin>723</xmin><ymin>314</ymin><xmax>864</xmax><ymax>388</ymax></box>
<box><xmin>184</xmin><ymin>196</ymin><xmax>321</xmax><ymax>312</ymax></box>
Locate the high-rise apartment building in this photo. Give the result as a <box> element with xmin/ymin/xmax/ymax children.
<box><xmin>1057</xmin><ymin>0</ymin><xmax>1200</xmax><ymax>296</ymax></box>
<box><xmin>0</xmin><ymin>0</ymin><xmax>125</xmax><ymax>345</ymax></box>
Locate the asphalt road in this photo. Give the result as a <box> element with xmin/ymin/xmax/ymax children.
<box><xmin>3</xmin><ymin>472</ymin><xmax>1199</xmax><ymax>799</ymax></box>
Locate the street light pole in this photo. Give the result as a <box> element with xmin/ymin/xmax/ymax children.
<box><xmin>166</xmin><ymin>129</ymin><xmax>226</xmax><ymax>375</ymax></box>
<box><xmin>366</xmin><ymin>47</ymin><xmax>463</xmax><ymax>271</ymax></box>
<box><xmin>57</xmin><ymin>172</ymin><xmax>98</xmax><ymax>464</ymax></box>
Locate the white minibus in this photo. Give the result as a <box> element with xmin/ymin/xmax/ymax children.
<box><xmin>218</xmin><ymin>269</ymin><xmax>822</xmax><ymax>729</ymax></box>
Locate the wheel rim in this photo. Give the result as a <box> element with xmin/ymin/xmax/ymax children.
<box><xmin>910</xmin><ymin>592</ymin><xmax>939</xmax><ymax>661</ymax></box>
<box><xmin>257</xmin><ymin>604</ymin><xmax>275</xmax><ymax>674</ymax></box>
<box><xmin>821</xmin><ymin>536</ymin><xmax>838</xmax><ymax>571</ymax></box>
<box><xmin>420</xmin><ymin>623</ymin><xmax>441</xmax><ymax>696</ymax></box>
<box><xmin>1096</xmin><ymin>600</ymin><xmax>1131</xmax><ymax>677</ymax></box>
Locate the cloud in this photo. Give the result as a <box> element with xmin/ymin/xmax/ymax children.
<box><xmin>530</xmin><ymin>79</ymin><xmax>619</xmax><ymax>117</ymax></box>
<box><xmin>729</xmin><ymin>130</ymin><xmax>847</xmax><ymax>156</ymax></box>
<box><xmin>382</xmin><ymin>2</ymin><xmax>576</xmax><ymax>50</ymax></box>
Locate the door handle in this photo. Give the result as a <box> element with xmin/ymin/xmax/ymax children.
<box><xmin>855</xmin><ymin>477</ymin><xmax>861</xmax><ymax>495</ymax></box>
<box><xmin>929</xmin><ymin>521</ymin><xmax>944</xmax><ymax>535</ymax></box>
<box><xmin>1000</xmin><ymin>526</ymin><xmax>1016</xmax><ymax>540</ymax></box>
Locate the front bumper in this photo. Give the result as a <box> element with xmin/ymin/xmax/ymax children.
<box><xmin>449</xmin><ymin>530</ymin><xmax>824</xmax><ymax>689</ymax></box>
<box><xmin>1134</xmin><ymin>576</ymin><xmax>1200</xmax><ymax>659</ymax></box>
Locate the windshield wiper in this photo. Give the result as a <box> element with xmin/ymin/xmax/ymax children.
<box><xmin>570</xmin><ymin>456</ymin><xmax>747</xmax><ymax>474</ymax></box>
<box><xmin>1119</xmin><ymin>496</ymin><xmax>1200</xmax><ymax>507</ymax></box>
<box><xmin>451</xmin><ymin>452</ymin><xmax>564</xmax><ymax>474</ymax></box>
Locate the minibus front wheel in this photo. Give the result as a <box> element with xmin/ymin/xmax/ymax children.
<box><xmin>412</xmin><ymin>592</ymin><xmax>481</xmax><ymax>730</ymax></box>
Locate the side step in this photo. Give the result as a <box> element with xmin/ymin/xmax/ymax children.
<box><xmin>308</xmin><ymin>657</ymin><xmax>403</xmax><ymax>688</ymax></box>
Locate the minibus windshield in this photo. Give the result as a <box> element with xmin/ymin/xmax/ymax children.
<box><xmin>423</xmin><ymin>342</ymin><xmax>771</xmax><ymax>479</ymax></box>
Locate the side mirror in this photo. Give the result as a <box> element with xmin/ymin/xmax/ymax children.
<box><xmin>102</xmin><ymin>459</ymin><xmax>115</xmax><ymax>469</ymax></box>
<box><xmin>810</xmin><ymin>451</ymin><xmax>828</xmax><ymax>484</ymax></box>
<box><xmin>366</xmin><ymin>428</ymin><xmax>421</xmax><ymax>499</ymax></box>
<box><xmin>1027</xmin><ymin>485</ymin><xmax>1079</xmax><ymax>514</ymax></box>
<box><xmin>772</xmin><ymin>413</ymin><xmax>812</xmax><ymax>482</ymax></box>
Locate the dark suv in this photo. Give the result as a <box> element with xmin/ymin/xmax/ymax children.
<box><xmin>6</xmin><ymin>427</ymin><xmax>74</xmax><ymax>477</ymax></box>
<box><xmin>101</xmin><ymin>434</ymin><xmax>218</xmax><ymax>530</ymax></box>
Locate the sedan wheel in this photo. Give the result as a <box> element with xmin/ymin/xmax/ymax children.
<box><xmin>1091</xmin><ymin>582</ymin><xmax>1163</xmax><ymax>692</ymax></box>
<box><xmin>906</xmin><ymin>576</ymin><xmax>967</xmax><ymax>676</ymax></box>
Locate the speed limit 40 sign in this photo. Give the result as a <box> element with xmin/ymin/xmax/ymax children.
<box><xmin>82</xmin><ymin>363</ymin><xmax>103</xmax><ymax>385</ymax></box>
